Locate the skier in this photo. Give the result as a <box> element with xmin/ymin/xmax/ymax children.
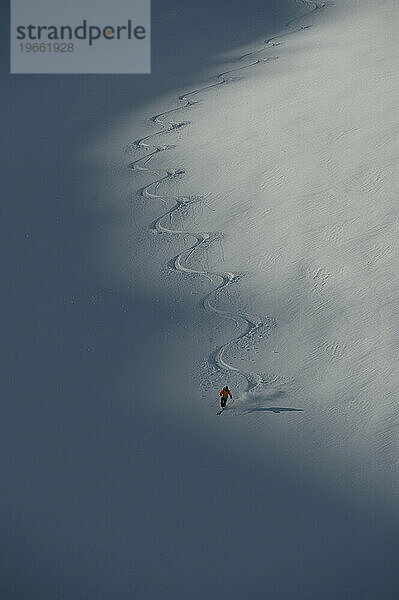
<box><xmin>219</xmin><ymin>386</ymin><xmax>232</xmax><ymax>409</ymax></box>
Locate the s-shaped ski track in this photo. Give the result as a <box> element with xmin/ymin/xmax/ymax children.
<box><xmin>128</xmin><ymin>1</ymin><xmax>330</xmax><ymax>407</ymax></box>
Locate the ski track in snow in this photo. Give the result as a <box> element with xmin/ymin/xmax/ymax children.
<box><xmin>127</xmin><ymin>1</ymin><xmax>330</xmax><ymax>409</ymax></box>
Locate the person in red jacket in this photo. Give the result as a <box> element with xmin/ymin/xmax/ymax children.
<box><xmin>219</xmin><ymin>386</ymin><xmax>232</xmax><ymax>408</ymax></box>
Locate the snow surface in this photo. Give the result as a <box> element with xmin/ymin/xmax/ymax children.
<box><xmin>117</xmin><ymin>0</ymin><xmax>399</xmax><ymax>502</ymax></box>
<box><xmin>2</xmin><ymin>0</ymin><xmax>399</xmax><ymax>598</ymax></box>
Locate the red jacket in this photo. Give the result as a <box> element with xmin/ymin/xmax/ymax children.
<box><xmin>220</xmin><ymin>388</ymin><xmax>232</xmax><ymax>399</ymax></box>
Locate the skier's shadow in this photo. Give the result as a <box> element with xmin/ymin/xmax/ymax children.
<box><xmin>242</xmin><ymin>389</ymin><xmax>303</xmax><ymax>414</ymax></box>
<box><xmin>246</xmin><ymin>407</ymin><xmax>303</xmax><ymax>413</ymax></box>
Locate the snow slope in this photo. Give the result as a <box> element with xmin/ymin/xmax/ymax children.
<box><xmin>2</xmin><ymin>1</ymin><xmax>398</xmax><ymax>598</ymax></box>
<box><xmin>107</xmin><ymin>1</ymin><xmax>399</xmax><ymax>593</ymax></box>
<box><xmin>119</xmin><ymin>0</ymin><xmax>399</xmax><ymax>505</ymax></box>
